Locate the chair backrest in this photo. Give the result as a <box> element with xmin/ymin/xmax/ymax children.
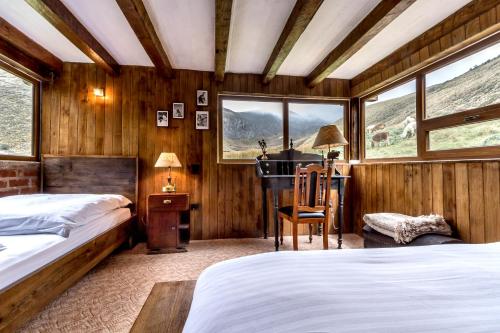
<box><xmin>293</xmin><ymin>163</ymin><xmax>333</xmax><ymax>217</ymax></box>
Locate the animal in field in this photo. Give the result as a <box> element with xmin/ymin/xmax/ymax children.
<box><xmin>366</xmin><ymin>123</ymin><xmax>385</xmax><ymax>133</ymax></box>
<box><xmin>371</xmin><ymin>131</ymin><xmax>390</xmax><ymax>148</ymax></box>
<box><xmin>401</xmin><ymin>116</ymin><xmax>416</xmax><ymax>139</ymax></box>
<box><xmin>402</xmin><ymin>116</ymin><xmax>416</xmax><ymax>126</ymax></box>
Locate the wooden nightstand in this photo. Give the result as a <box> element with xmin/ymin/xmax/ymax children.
<box><xmin>147</xmin><ymin>193</ymin><xmax>190</xmax><ymax>254</ymax></box>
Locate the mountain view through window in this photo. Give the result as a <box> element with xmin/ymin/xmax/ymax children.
<box><xmin>221</xmin><ymin>98</ymin><xmax>346</xmax><ymax>160</ymax></box>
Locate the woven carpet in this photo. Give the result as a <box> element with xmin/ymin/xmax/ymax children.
<box><xmin>19</xmin><ymin>234</ymin><xmax>363</xmax><ymax>333</ymax></box>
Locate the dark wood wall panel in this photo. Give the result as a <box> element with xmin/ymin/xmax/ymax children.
<box><xmin>41</xmin><ymin>63</ymin><xmax>350</xmax><ymax>239</ymax></box>
<box><xmin>351</xmin><ymin>161</ymin><xmax>500</xmax><ymax>243</ymax></box>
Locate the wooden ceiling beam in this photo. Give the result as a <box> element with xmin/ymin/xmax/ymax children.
<box><xmin>215</xmin><ymin>0</ymin><xmax>233</xmax><ymax>82</ymax></box>
<box><xmin>116</xmin><ymin>0</ymin><xmax>173</xmax><ymax>78</ymax></box>
<box><xmin>351</xmin><ymin>0</ymin><xmax>500</xmax><ymax>88</ymax></box>
<box><xmin>0</xmin><ymin>17</ymin><xmax>62</xmax><ymax>75</ymax></box>
<box><xmin>306</xmin><ymin>0</ymin><xmax>416</xmax><ymax>87</ymax></box>
<box><xmin>262</xmin><ymin>0</ymin><xmax>323</xmax><ymax>84</ymax></box>
<box><xmin>0</xmin><ymin>38</ymin><xmax>52</xmax><ymax>81</ymax></box>
<box><xmin>25</xmin><ymin>0</ymin><xmax>120</xmax><ymax>75</ymax></box>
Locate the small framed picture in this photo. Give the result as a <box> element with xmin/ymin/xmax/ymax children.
<box><xmin>172</xmin><ymin>103</ymin><xmax>184</xmax><ymax>119</ymax></box>
<box><xmin>157</xmin><ymin>111</ymin><xmax>168</xmax><ymax>127</ymax></box>
<box><xmin>197</xmin><ymin>90</ymin><xmax>208</xmax><ymax>106</ymax></box>
<box><xmin>195</xmin><ymin>111</ymin><xmax>209</xmax><ymax>130</ymax></box>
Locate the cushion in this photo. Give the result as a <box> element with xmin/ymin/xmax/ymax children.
<box><xmin>363</xmin><ymin>213</ymin><xmax>452</xmax><ymax>244</ymax></box>
<box><xmin>279</xmin><ymin>206</ymin><xmax>325</xmax><ymax>219</ymax></box>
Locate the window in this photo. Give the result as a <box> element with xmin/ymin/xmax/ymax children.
<box><xmin>221</xmin><ymin>98</ymin><xmax>283</xmax><ymax>160</ymax></box>
<box><xmin>429</xmin><ymin>118</ymin><xmax>500</xmax><ymax>151</ymax></box>
<box><xmin>361</xmin><ymin>34</ymin><xmax>500</xmax><ymax>161</ymax></box>
<box><xmin>363</xmin><ymin>80</ymin><xmax>417</xmax><ymax>159</ymax></box>
<box><xmin>425</xmin><ymin>42</ymin><xmax>500</xmax><ymax>119</ymax></box>
<box><xmin>288</xmin><ymin>101</ymin><xmax>345</xmax><ymax>158</ymax></box>
<box><xmin>0</xmin><ymin>65</ymin><xmax>38</xmax><ymax>159</ymax></box>
<box><xmin>219</xmin><ymin>96</ymin><xmax>347</xmax><ymax>162</ymax></box>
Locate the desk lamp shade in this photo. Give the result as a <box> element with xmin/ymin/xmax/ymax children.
<box><xmin>155</xmin><ymin>153</ymin><xmax>182</xmax><ymax>192</ymax></box>
<box><xmin>312</xmin><ymin>125</ymin><xmax>348</xmax><ymax>162</ymax></box>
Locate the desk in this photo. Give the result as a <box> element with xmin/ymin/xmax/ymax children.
<box><xmin>260</xmin><ymin>174</ymin><xmax>349</xmax><ymax>251</ymax></box>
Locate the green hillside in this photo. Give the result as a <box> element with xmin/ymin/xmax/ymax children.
<box><xmin>365</xmin><ymin>55</ymin><xmax>500</xmax><ymax>159</ymax></box>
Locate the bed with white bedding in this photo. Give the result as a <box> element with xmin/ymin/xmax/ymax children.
<box><xmin>0</xmin><ymin>155</ymin><xmax>138</xmax><ymax>332</ymax></box>
<box><xmin>184</xmin><ymin>243</ymin><xmax>500</xmax><ymax>333</ymax></box>
<box><xmin>0</xmin><ymin>205</ymin><xmax>131</xmax><ymax>290</ymax></box>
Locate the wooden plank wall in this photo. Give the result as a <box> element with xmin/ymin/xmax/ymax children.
<box><xmin>350</xmin><ymin>161</ymin><xmax>500</xmax><ymax>243</ymax></box>
<box><xmin>41</xmin><ymin>63</ymin><xmax>350</xmax><ymax>239</ymax></box>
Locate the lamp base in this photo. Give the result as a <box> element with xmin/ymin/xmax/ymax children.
<box><xmin>161</xmin><ymin>185</ymin><xmax>175</xmax><ymax>193</ymax></box>
<box><xmin>162</xmin><ymin>175</ymin><xmax>176</xmax><ymax>193</ymax></box>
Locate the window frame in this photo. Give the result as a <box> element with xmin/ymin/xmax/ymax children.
<box><xmin>217</xmin><ymin>93</ymin><xmax>349</xmax><ymax>164</ymax></box>
<box><xmin>0</xmin><ymin>61</ymin><xmax>40</xmax><ymax>161</ymax></box>
<box><xmin>360</xmin><ymin>76</ymin><xmax>421</xmax><ymax>162</ymax></box>
<box><xmin>361</xmin><ymin>32</ymin><xmax>500</xmax><ymax>162</ymax></box>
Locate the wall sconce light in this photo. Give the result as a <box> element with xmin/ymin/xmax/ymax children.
<box><xmin>93</xmin><ymin>88</ymin><xmax>105</xmax><ymax>97</ymax></box>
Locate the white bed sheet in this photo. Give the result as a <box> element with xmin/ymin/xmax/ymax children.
<box><xmin>0</xmin><ymin>208</ymin><xmax>131</xmax><ymax>291</ymax></box>
<box><xmin>184</xmin><ymin>243</ymin><xmax>500</xmax><ymax>333</ymax></box>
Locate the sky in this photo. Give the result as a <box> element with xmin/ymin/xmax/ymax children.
<box><xmin>370</xmin><ymin>41</ymin><xmax>499</xmax><ymax>104</ymax></box>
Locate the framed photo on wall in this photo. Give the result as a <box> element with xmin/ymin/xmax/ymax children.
<box><xmin>197</xmin><ymin>90</ymin><xmax>208</xmax><ymax>106</ymax></box>
<box><xmin>195</xmin><ymin>111</ymin><xmax>209</xmax><ymax>130</ymax></box>
<box><xmin>173</xmin><ymin>103</ymin><xmax>184</xmax><ymax>119</ymax></box>
<box><xmin>157</xmin><ymin>111</ymin><xmax>168</xmax><ymax>127</ymax></box>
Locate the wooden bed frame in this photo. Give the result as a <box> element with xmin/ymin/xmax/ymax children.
<box><xmin>0</xmin><ymin>155</ymin><xmax>138</xmax><ymax>332</ymax></box>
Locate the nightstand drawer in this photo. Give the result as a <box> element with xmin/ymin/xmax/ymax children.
<box><xmin>148</xmin><ymin>194</ymin><xmax>189</xmax><ymax>211</ymax></box>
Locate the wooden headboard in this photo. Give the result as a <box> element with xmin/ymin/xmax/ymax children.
<box><xmin>42</xmin><ymin>155</ymin><xmax>138</xmax><ymax>205</ymax></box>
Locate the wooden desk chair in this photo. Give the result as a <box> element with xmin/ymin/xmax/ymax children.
<box><xmin>278</xmin><ymin>163</ymin><xmax>333</xmax><ymax>250</ymax></box>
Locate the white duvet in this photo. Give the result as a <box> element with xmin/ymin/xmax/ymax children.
<box><xmin>184</xmin><ymin>243</ymin><xmax>500</xmax><ymax>333</ymax></box>
<box><xmin>0</xmin><ymin>194</ymin><xmax>131</xmax><ymax>237</ymax></box>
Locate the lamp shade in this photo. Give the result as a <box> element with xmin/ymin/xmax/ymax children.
<box><xmin>312</xmin><ymin>124</ymin><xmax>348</xmax><ymax>149</ymax></box>
<box><xmin>155</xmin><ymin>152</ymin><xmax>182</xmax><ymax>168</ymax></box>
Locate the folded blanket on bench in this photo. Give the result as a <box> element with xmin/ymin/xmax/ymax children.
<box><xmin>363</xmin><ymin>213</ymin><xmax>452</xmax><ymax>244</ymax></box>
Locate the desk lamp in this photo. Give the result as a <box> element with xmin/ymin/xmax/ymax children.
<box><xmin>155</xmin><ymin>152</ymin><xmax>182</xmax><ymax>192</ymax></box>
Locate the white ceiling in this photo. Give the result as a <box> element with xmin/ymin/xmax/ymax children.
<box><xmin>330</xmin><ymin>0</ymin><xmax>473</xmax><ymax>79</ymax></box>
<box><xmin>61</xmin><ymin>0</ymin><xmax>153</xmax><ymax>66</ymax></box>
<box><xmin>143</xmin><ymin>0</ymin><xmax>215</xmax><ymax>71</ymax></box>
<box><xmin>0</xmin><ymin>0</ymin><xmax>473</xmax><ymax>79</ymax></box>
<box><xmin>0</xmin><ymin>0</ymin><xmax>90</xmax><ymax>62</ymax></box>
<box><xmin>226</xmin><ymin>0</ymin><xmax>296</xmax><ymax>74</ymax></box>
<box><xmin>278</xmin><ymin>0</ymin><xmax>380</xmax><ymax>77</ymax></box>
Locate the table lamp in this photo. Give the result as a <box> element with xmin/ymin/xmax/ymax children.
<box><xmin>155</xmin><ymin>152</ymin><xmax>182</xmax><ymax>192</ymax></box>
<box><xmin>312</xmin><ymin>125</ymin><xmax>348</xmax><ymax>167</ymax></box>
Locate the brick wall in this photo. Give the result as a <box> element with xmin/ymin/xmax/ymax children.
<box><xmin>0</xmin><ymin>161</ymin><xmax>40</xmax><ymax>197</ymax></box>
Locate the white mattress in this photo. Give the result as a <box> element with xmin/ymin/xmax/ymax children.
<box><xmin>184</xmin><ymin>243</ymin><xmax>500</xmax><ymax>333</ymax></box>
<box><xmin>0</xmin><ymin>208</ymin><xmax>131</xmax><ymax>291</ymax></box>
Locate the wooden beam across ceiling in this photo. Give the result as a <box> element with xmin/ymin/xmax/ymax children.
<box><xmin>25</xmin><ymin>0</ymin><xmax>120</xmax><ymax>75</ymax></box>
<box><xmin>0</xmin><ymin>38</ymin><xmax>52</xmax><ymax>81</ymax></box>
<box><xmin>116</xmin><ymin>0</ymin><xmax>173</xmax><ymax>78</ymax></box>
<box><xmin>262</xmin><ymin>0</ymin><xmax>323</xmax><ymax>84</ymax></box>
<box><xmin>215</xmin><ymin>0</ymin><xmax>233</xmax><ymax>82</ymax></box>
<box><xmin>306</xmin><ymin>0</ymin><xmax>416</xmax><ymax>87</ymax></box>
<box><xmin>0</xmin><ymin>17</ymin><xmax>63</xmax><ymax>76</ymax></box>
<box><xmin>351</xmin><ymin>0</ymin><xmax>500</xmax><ymax>93</ymax></box>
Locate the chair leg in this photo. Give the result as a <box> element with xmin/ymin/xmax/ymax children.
<box><xmin>308</xmin><ymin>224</ymin><xmax>313</xmax><ymax>243</ymax></box>
<box><xmin>279</xmin><ymin>217</ymin><xmax>284</xmax><ymax>245</ymax></box>
<box><xmin>323</xmin><ymin>221</ymin><xmax>329</xmax><ymax>250</ymax></box>
<box><xmin>292</xmin><ymin>222</ymin><xmax>298</xmax><ymax>251</ymax></box>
